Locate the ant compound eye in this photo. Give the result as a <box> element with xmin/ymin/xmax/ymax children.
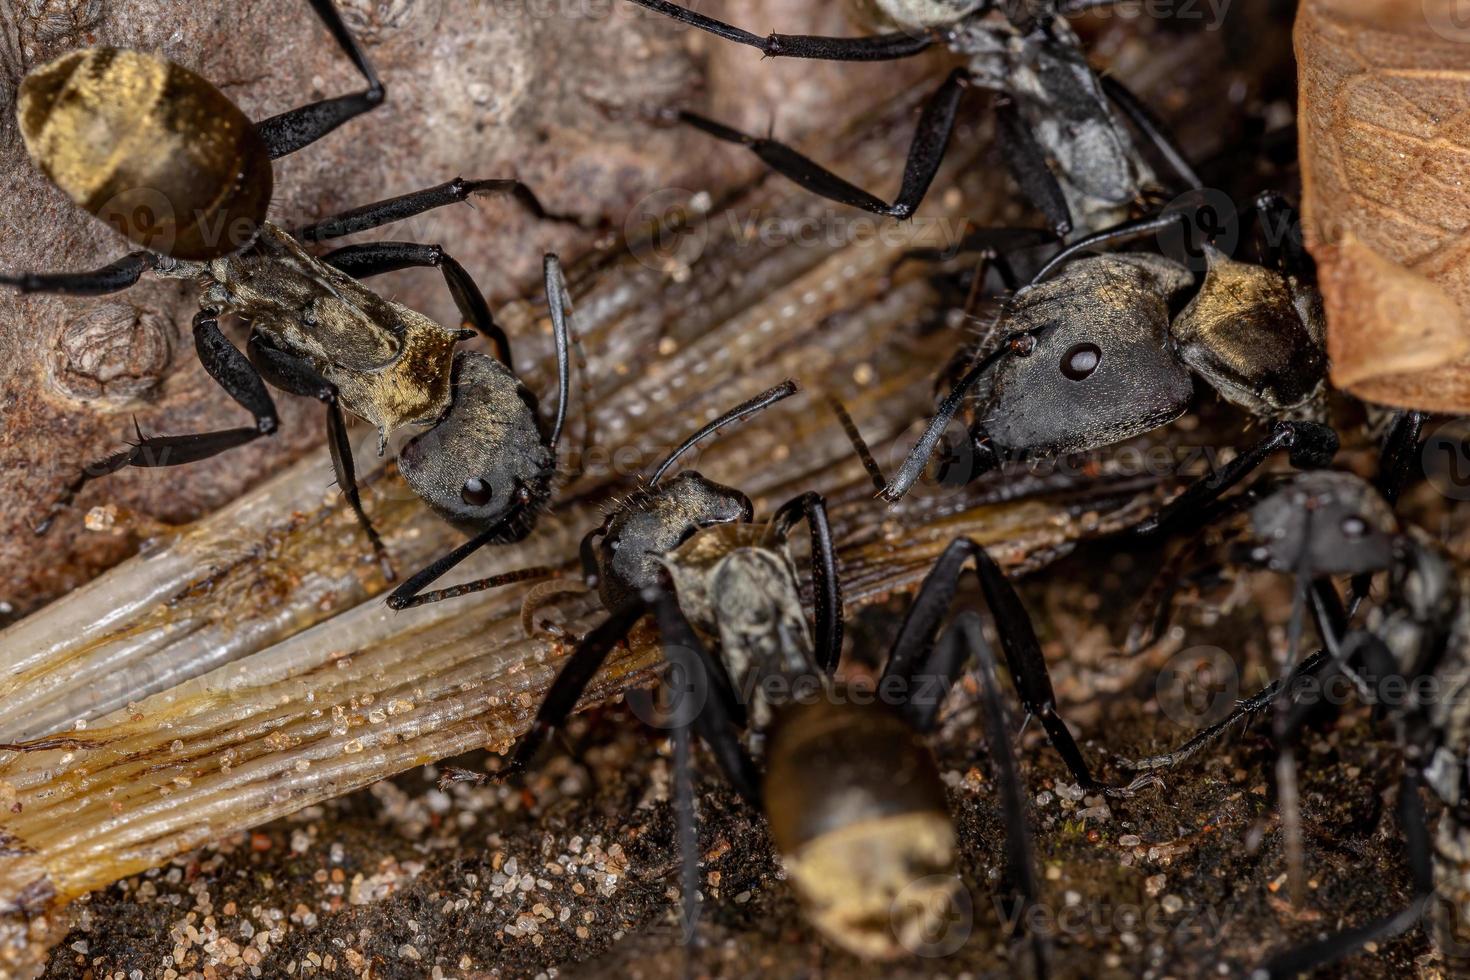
<box><xmin>1340</xmin><ymin>515</ymin><xmax>1368</xmax><ymax>538</ymax></box>
<box><xmin>1060</xmin><ymin>342</ymin><xmax>1102</xmax><ymax>381</ymax></box>
<box><xmin>461</xmin><ymin>477</ymin><xmax>494</xmax><ymax>507</ymax></box>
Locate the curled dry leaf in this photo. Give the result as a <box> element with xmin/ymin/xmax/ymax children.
<box><xmin>1296</xmin><ymin>0</ymin><xmax>1470</xmax><ymax>410</ymax></box>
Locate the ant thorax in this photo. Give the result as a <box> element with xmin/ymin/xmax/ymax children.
<box><xmin>203</xmin><ymin>223</ymin><xmax>461</xmax><ymax>444</ymax></box>
<box><xmin>954</xmin><ymin>12</ymin><xmax>1155</xmax><ymax>234</ymax></box>
<box><xmin>664</xmin><ymin>523</ymin><xmax>825</xmax><ymax>732</ymax></box>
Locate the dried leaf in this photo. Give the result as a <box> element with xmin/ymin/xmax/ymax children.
<box><xmin>1296</xmin><ymin>0</ymin><xmax>1470</xmax><ymax>409</ymax></box>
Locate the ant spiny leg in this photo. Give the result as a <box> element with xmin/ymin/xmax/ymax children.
<box><xmin>0</xmin><ymin>250</ymin><xmax>156</xmax><ymax>296</ymax></box>
<box><xmin>37</xmin><ymin>310</ymin><xmax>277</xmax><ymax>535</ymax></box>
<box><xmin>248</xmin><ymin>334</ymin><xmax>394</xmax><ymax>579</ymax></box>
<box><xmin>767</xmin><ymin>492</ymin><xmax>843</xmax><ymax>675</ymax></box>
<box><xmin>882</xmin><ymin>537</ymin><xmax>1100</xmax><ymax>788</ymax></box>
<box><xmin>1098</xmin><ymin>76</ymin><xmax>1203</xmax><ymax>193</ymax></box>
<box><xmin>498</xmin><ymin>601</ymin><xmax>646</xmax><ymax>779</ymax></box>
<box><xmin>996</xmin><ymin>98</ymin><xmax>1073</xmax><ymax>237</ymax></box>
<box><xmin>1135</xmin><ymin>421</ymin><xmax>1339</xmax><ymax>539</ymax></box>
<box><xmin>320</xmin><ymin>241</ymin><xmax>513</xmax><ymax>368</ymax></box>
<box><xmin>647</xmin><ymin>589</ymin><xmax>762</xmax><ymax>805</ymax></box>
<box><xmin>1027</xmin><ymin>210</ymin><xmax>1188</xmax><ymax>285</ymax></box>
<box><xmin>945</xmin><ymin>612</ymin><xmax>1050</xmax><ymax>978</ymax></box>
<box><xmin>255</xmin><ymin>0</ymin><xmax>384</xmax><ymax>159</ymax></box>
<box><xmin>325</xmin><ymin>404</ymin><xmax>393</xmax><ymax>580</ymax></box>
<box><xmin>294</xmin><ymin>177</ymin><xmax>585</xmax><ymax>242</ymax></box>
<box><xmin>679</xmin><ymin>68</ymin><xmax>967</xmax><ymax>221</ymax></box>
<box><xmin>827</xmin><ymin>396</ymin><xmax>889</xmax><ymax>492</ymax></box>
<box><xmin>968</xmin><ymin>543</ymin><xmax>1114</xmax><ymax>794</ymax></box>
<box><xmin>543</xmin><ymin>254</ymin><xmax>575</xmax><ymax>452</ymax></box>
<box><xmin>672</xmin><ymin>716</ymin><xmax>701</xmax><ymax>950</ymax></box>
<box><xmin>623</xmin><ymin>0</ymin><xmax>942</xmax><ymax>60</ymax></box>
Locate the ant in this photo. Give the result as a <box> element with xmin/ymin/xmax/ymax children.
<box><xmin>623</xmin><ymin>0</ymin><xmax>1202</xmax><ymax>236</ymax></box>
<box><xmin>1120</xmin><ymin>470</ymin><xmax>1470</xmax><ymax>975</ymax></box>
<box><xmin>4</xmin><ymin>0</ymin><xmax>582</xmax><ymax>605</ymax></box>
<box><xmin>878</xmin><ymin>195</ymin><xmax>1343</xmax><ymax>542</ymax></box>
<box><xmin>449</xmin><ymin>382</ymin><xmax>1150</xmax><ymax>961</ymax></box>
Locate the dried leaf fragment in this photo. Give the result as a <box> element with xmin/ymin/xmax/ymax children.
<box><xmin>1296</xmin><ymin>0</ymin><xmax>1470</xmax><ymax>410</ymax></box>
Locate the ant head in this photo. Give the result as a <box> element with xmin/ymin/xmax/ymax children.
<box><xmin>399</xmin><ymin>354</ymin><xmax>555</xmax><ymax>537</ymax></box>
<box><xmin>1248</xmin><ymin>471</ymin><xmax>1398</xmax><ymax>577</ymax></box>
<box><xmin>974</xmin><ymin>254</ymin><xmax>1196</xmax><ymax>458</ymax></box>
<box><xmin>595</xmin><ymin>471</ymin><xmax>753</xmax><ymax>611</ymax></box>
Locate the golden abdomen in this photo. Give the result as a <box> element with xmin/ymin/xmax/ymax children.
<box><xmin>18</xmin><ymin>47</ymin><xmax>272</xmax><ymax>260</ymax></box>
<box><xmin>764</xmin><ymin>696</ymin><xmax>962</xmax><ymax>959</ymax></box>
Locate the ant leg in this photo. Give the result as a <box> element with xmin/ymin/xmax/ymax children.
<box><xmin>254</xmin><ymin>0</ymin><xmax>384</xmax><ymax>159</ymax></box>
<box><xmin>320</xmin><ymin>241</ymin><xmax>512</xmax><ymax>368</ymax></box>
<box><xmin>1375</xmin><ymin>409</ymin><xmax>1429</xmax><ymax>508</ymax></box>
<box><xmin>882</xmin><ymin>537</ymin><xmax>1107</xmax><ymax>793</ymax></box>
<box><xmin>826</xmin><ymin>396</ymin><xmax>889</xmax><ymax>493</ymax></box>
<box><xmin>499</xmin><ymin>601</ymin><xmax>647</xmax><ymax>778</ymax></box>
<box><xmin>1125</xmin><ymin>581</ymin><xmax>1346</xmax><ymax>774</ymax></box>
<box><xmin>293</xmin><ymin>177</ymin><xmax>584</xmax><ymax>242</ymax></box>
<box><xmin>679</xmin><ymin>67</ymin><xmax>968</xmax><ymax>220</ymax></box>
<box><xmin>889</xmin><ymin>226</ymin><xmax>1055</xmax><ymax>292</ymax></box>
<box><xmin>1028</xmin><ymin>210</ymin><xmax>1188</xmax><ymax>285</ymax></box>
<box><xmin>1258</xmin><ymin>769</ymin><xmax>1433</xmax><ymax>978</ymax></box>
<box><xmin>1352</xmin><ymin>409</ymin><xmax>1430</xmax><ymax>610</ymax></box>
<box><xmin>35</xmin><ymin>310</ymin><xmax>277</xmax><ymax>535</ymax></box>
<box><xmin>671</xmin><ymin>711</ymin><xmax>701</xmax><ymax>949</ymax></box>
<box><xmin>542</xmin><ymin>254</ymin><xmax>575</xmax><ymax>453</ymax></box>
<box><xmin>0</xmin><ymin>250</ymin><xmax>155</xmax><ymax>296</ymax></box>
<box><xmin>247</xmin><ymin>335</ymin><xmax>394</xmax><ymax>579</ymax></box>
<box><xmin>942</xmin><ymin>612</ymin><xmax>1050</xmax><ymax>977</ymax></box>
<box><xmin>766</xmin><ymin>492</ymin><xmax>843</xmax><ymax>674</ymax></box>
<box><xmin>1135</xmin><ymin>420</ymin><xmax>1340</xmax><ymax>538</ymax></box>
<box><xmin>647</xmin><ymin>589</ymin><xmax>761</xmax><ymax>804</ymax></box>
<box><xmin>995</xmin><ymin>98</ymin><xmax>1073</xmax><ymax>237</ymax></box>
<box><xmin>623</xmin><ymin>0</ymin><xmax>942</xmax><ymax>60</ymax></box>
<box><xmin>1098</xmin><ymin>76</ymin><xmax>1203</xmax><ymax>192</ymax></box>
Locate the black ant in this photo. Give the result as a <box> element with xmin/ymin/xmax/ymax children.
<box><xmin>623</xmin><ymin>0</ymin><xmax>1202</xmax><ymax>236</ymax></box>
<box><xmin>1119</xmin><ymin>469</ymin><xmax>1470</xmax><ymax>975</ymax></box>
<box><xmin>447</xmin><ymin>382</ymin><xmax>1150</xmax><ymax>962</ymax></box>
<box><xmin>4</xmin><ymin>0</ymin><xmax>582</xmax><ymax>604</ymax></box>
<box><xmin>879</xmin><ymin>195</ymin><xmax>1343</xmax><ymax>541</ymax></box>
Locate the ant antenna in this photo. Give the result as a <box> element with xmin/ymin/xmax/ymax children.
<box><xmin>826</xmin><ymin>396</ymin><xmax>888</xmax><ymax>493</ymax></box>
<box><xmin>649</xmin><ymin>380</ymin><xmax>798</xmax><ymax>486</ymax></box>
